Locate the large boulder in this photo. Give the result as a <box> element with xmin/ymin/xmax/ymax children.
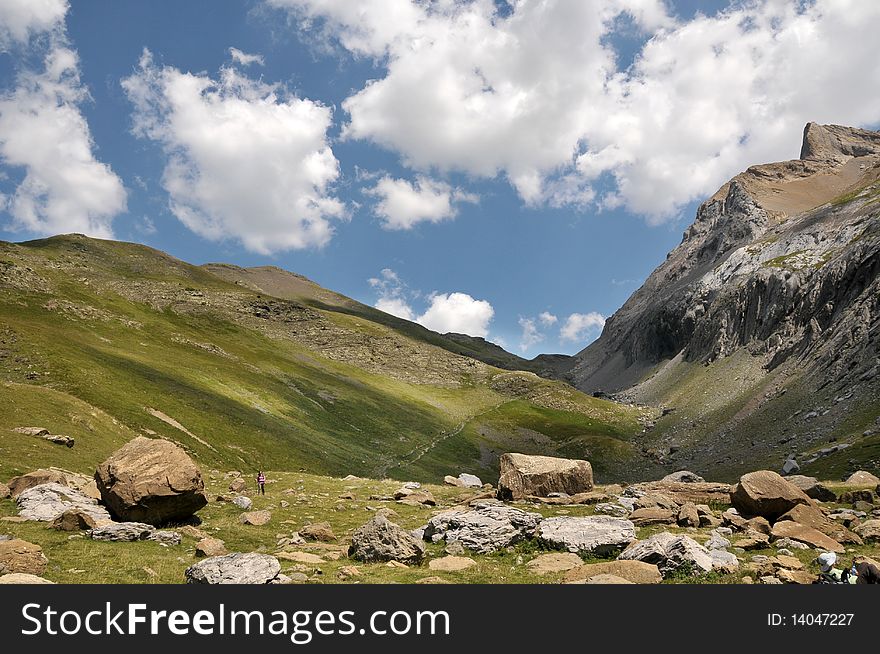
<box><xmin>785</xmin><ymin>475</ymin><xmax>836</xmax><ymax>502</ymax></box>
<box><xmin>618</xmin><ymin>532</ymin><xmax>714</xmax><ymax>577</ymax></box>
<box><xmin>185</xmin><ymin>553</ymin><xmax>282</xmax><ymax>584</ymax></box>
<box><xmin>776</xmin><ymin>504</ymin><xmax>862</xmax><ymax>545</ymax></box>
<box><xmin>7</xmin><ymin>469</ymin><xmax>68</xmax><ymax>498</ymax></box>
<box><xmin>729</xmin><ymin>471</ymin><xmax>812</xmax><ymax>520</ymax></box>
<box><xmin>0</xmin><ymin>539</ymin><xmax>48</xmax><ymax>576</ymax></box>
<box><xmin>538</xmin><ymin>516</ymin><xmax>636</xmax><ymax>555</ymax></box>
<box><xmin>562</xmin><ymin>560</ymin><xmax>663</xmax><ymax>584</ymax></box>
<box><xmin>845</xmin><ymin>471</ymin><xmax>880</xmax><ymax>486</ymax></box>
<box><xmin>497</xmin><ymin>453</ymin><xmax>593</xmax><ymax>500</ymax></box>
<box><xmin>95</xmin><ymin>437</ymin><xmax>208</xmax><ymax>525</ymax></box>
<box><xmin>16</xmin><ymin>483</ymin><xmax>111</xmax><ymax>523</ymax></box>
<box><xmin>349</xmin><ymin>515</ymin><xmax>425</xmax><ymax>564</ymax></box>
<box><xmin>423</xmin><ymin>503</ymin><xmax>542</xmax><ymax>554</ymax></box>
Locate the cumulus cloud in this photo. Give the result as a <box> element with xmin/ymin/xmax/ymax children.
<box><xmin>229</xmin><ymin>47</ymin><xmax>265</xmax><ymax>67</ymax></box>
<box><xmin>122</xmin><ymin>50</ymin><xmax>345</xmax><ymax>253</ymax></box>
<box><xmin>0</xmin><ymin>0</ymin><xmax>68</xmax><ymax>48</ymax></box>
<box><xmin>0</xmin><ymin>4</ymin><xmax>126</xmax><ymax>237</ymax></box>
<box><xmin>366</xmin><ymin>175</ymin><xmax>477</xmax><ymax>230</ymax></box>
<box><xmin>539</xmin><ymin>312</ymin><xmax>558</xmax><ymax>327</ymax></box>
<box><xmin>518</xmin><ymin>317</ymin><xmax>543</xmax><ymax>353</ymax></box>
<box><xmin>369</xmin><ymin>268</ymin><xmax>494</xmax><ymax>337</ymax></box>
<box><xmin>269</xmin><ymin>0</ymin><xmax>880</xmax><ymax>220</ymax></box>
<box><xmin>561</xmin><ymin>312</ymin><xmax>606</xmax><ymax>343</ymax></box>
<box><xmin>369</xmin><ymin>268</ymin><xmax>416</xmax><ymax>320</ymax></box>
<box><xmin>418</xmin><ymin>292</ymin><xmax>494</xmax><ymax>338</ymax></box>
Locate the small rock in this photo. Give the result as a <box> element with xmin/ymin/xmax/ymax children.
<box><xmin>299</xmin><ymin>522</ymin><xmax>336</xmax><ymax>542</ymax></box>
<box><xmin>195</xmin><ymin>538</ymin><xmax>227</xmax><ymax>558</ymax></box>
<box><xmin>428</xmin><ymin>556</ymin><xmax>476</xmax><ymax>572</ymax></box>
<box><xmin>185</xmin><ymin>553</ymin><xmax>282</xmax><ymax>584</ymax></box>
<box><xmin>232</xmin><ymin>496</ymin><xmax>253</xmax><ymax>510</ymax></box>
<box><xmin>240</xmin><ymin>510</ymin><xmax>272</xmax><ymax>526</ymax></box>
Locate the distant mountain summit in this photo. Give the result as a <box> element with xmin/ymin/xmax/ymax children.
<box><xmin>562</xmin><ymin>123</ymin><xmax>880</xmax><ymax>479</ymax></box>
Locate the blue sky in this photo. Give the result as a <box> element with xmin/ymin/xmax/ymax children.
<box><xmin>2</xmin><ymin>0</ymin><xmax>879</xmax><ymax>357</ymax></box>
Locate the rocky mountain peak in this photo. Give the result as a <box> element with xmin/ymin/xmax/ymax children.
<box><xmin>799</xmin><ymin>122</ymin><xmax>880</xmax><ymax>162</ymax></box>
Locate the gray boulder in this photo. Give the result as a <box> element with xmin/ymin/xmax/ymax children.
<box><xmin>595</xmin><ymin>502</ymin><xmax>630</xmax><ymax>517</ymax></box>
<box><xmin>232</xmin><ymin>496</ymin><xmax>253</xmax><ymax>510</ymax></box>
<box><xmin>786</xmin><ymin>475</ymin><xmax>836</xmax><ymax>502</ymax></box>
<box><xmin>423</xmin><ymin>503</ymin><xmax>542</xmax><ymax>554</ymax></box>
<box><xmin>618</xmin><ymin>532</ymin><xmax>714</xmax><ymax>577</ymax></box>
<box><xmin>781</xmin><ymin>458</ymin><xmax>800</xmax><ymax>476</ymax></box>
<box><xmin>16</xmin><ymin>483</ymin><xmax>111</xmax><ymax>523</ymax></box>
<box><xmin>661</xmin><ymin>471</ymin><xmax>705</xmax><ymax>484</ymax></box>
<box><xmin>537</xmin><ymin>516</ymin><xmax>636</xmax><ymax>555</ymax></box>
<box><xmin>348</xmin><ymin>515</ymin><xmax>425</xmax><ymax>564</ymax></box>
<box><xmin>186</xmin><ymin>553</ymin><xmax>282</xmax><ymax>584</ymax></box>
<box><xmin>458</xmin><ymin>473</ymin><xmax>483</xmax><ymax>488</ymax></box>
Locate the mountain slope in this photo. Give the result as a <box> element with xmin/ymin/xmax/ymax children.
<box><xmin>565</xmin><ymin>123</ymin><xmax>880</xmax><ymax>479</ymax></box>
<box><xmin>0</xmin><ymin>235</ymin><xmax>658</xmax><ymax>484</ymax></box>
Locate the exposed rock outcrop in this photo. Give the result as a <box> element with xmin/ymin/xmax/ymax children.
<box><xmin>497</xmin><ymin>453</ymin><xmax>593</xmax><ymax>500</ymax></box>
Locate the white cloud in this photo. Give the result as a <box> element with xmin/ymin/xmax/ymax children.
<box><xmin>368</xmin><ymin>268</ymin><xmax>494</xmax><ymax>337</ymax></box>
<box><xmin>518</xmin><ymin>317</ymin><xmax>543</xmax><ymax>353</ymax></box>
<box><xmin>561</xmin><ymin>312</ymin><xmax>606</xmax><ymax>343</ymax></box>
<box><xmin>366</xmin><ymin>175</ymin><xmax>477</xmax><ymax>230</ymax></box>
<box><xmin>269</xmin><ymin>0</ymin><xmax>880</xmax><ymax>220</ymax></box>
<box><xmin>538</xmin><ymin>312</ymin><xmax>558</xmax><ymax>327</ymax></box>
<box><xmin>417</xmin><ymin>292</ymin><xmax>494</xmax><ymax>338</ymax></box>
<box><xmin>229</xmin><ymin>47</ymin><xmax>265</xmax><ymax>67</ymax></box>
<box><xmin>122</xmin><ymin>50</ymin><xmax>345</xmax><ymax>254</ymax></box>
<box><xmin>0</xmin><ymin>8</ymin><xmax>126</xmax><ymax>238</ymax></box>
<box><xmin>0</xmin><ymin>0</ymin><xmax>68</xmax><ymax>49</ymax></box>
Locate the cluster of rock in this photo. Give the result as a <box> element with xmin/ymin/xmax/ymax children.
<box><xmin>12</xmin><ymin>427</ymin><xmax>74</xmax><ymax>448</ymax></box>
<box><xmin>1</xmin><ymin>436</ymin><xmax>210</xmax><ymax>582</ymax></box>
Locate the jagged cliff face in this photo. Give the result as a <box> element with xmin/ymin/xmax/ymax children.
<box><xmin>566</xmin><ymin>123</ymin><xmax>880</xmax><ymax>479</ymax></box>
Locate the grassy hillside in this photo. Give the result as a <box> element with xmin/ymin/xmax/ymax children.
<box><xmin>0</xmin><ymin>234</ymin><xmax>657</xmax><ymax>484</ymax></box>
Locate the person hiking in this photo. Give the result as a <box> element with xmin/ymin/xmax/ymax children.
<box><xmin>256</xmin><ymin>471</ymin><xmax>266</xmax><ymax>496</ymax></box>
<box><xmin>814</xmin><ymin>552</ymin><xmax>856</xmax><ymax>584</ymax></box>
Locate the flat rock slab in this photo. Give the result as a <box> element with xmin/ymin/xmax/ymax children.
<box><xmin>16</xmin><ymin>483</ymin><xmax>111</xmax><ymax>523</ymax></box>
<box><xmin>428</xmin><ymin>556</ymin><xmax>476</xmax><ymax>572</ymax></box>
<box><xmin>0</xmin><ymin>573</ymin><xmax>54</xmax><ymax>584</ymax></box>
<box><xmin>577</xmin><ymin>574</ymin><xmax>634</xmax><ymax>584</ymax></box>
<box><xmin>537</xmin><ymin>516</ymin><xmax>636</xmax><ymax>555</ymax></box>
<box><xmin>90</xmin><ymin>522</ymin><xmax>155</xmax><ymax>542</ymax></box>
<box><xmin>526</xmin><ymin>552</ymin><xmax>585</xmax><ymax>575</ymax></box>
<box><xmin>185</xmin><ymin>553</ymin><xmax>282</xmax><ymax>584</ymax></box>
<box><xmin>619</xmin><ymin>532</ymin><xmax>714</xmax><ymax>577</ymax></box>
<box><xmin>276</xmin><ymin>551</ymin><xmax>325</xmax><ymax>564</ymax></box>
<box><xmin>240</xmin><ymin>510</ymin><xmax>272</xmax><ymax>526</ymax></box>
<box><xmin>770</xmin><ymin>521</ymin><xmax>844</xmax><ymax>553</ymax></box>
<box><xmin>423</xmin><ymin>503</ymin><xmax>542</xmax><ymax>554</ymax></box>
<box><xmin>562</xmin><ymin>560</ymin><xmax>663</xmax><ymax>584</ymax></box>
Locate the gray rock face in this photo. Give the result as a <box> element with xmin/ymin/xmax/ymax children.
<box><xmin>619</xmin><ymin>532</ymin><xmax>714</xmax><ymax>577</ymax></box>
<box><xmin>423</xmin><ymin>503</ymin><xmax>543</xmax><ymax>554</ymax></box>
<box><xmin>562</xmin><ymin>123</ymin><xmax>880</xmax><ymax>478</ymax></box>
<box><xmin>497</xmin><ymin>453</ymin><xmax>593</xmax><ymax>500</ymax></box>
<box><xmin>781</xmin><ymin>459</ymin><xmax>800</xmax><ymax>476</ymax></box>
<box><xmin>348</xmin><ymin>515</ymin><xmax>425</xmax><ymax>564</ymax></box>
<box><xmin>16</xmin><ymin>483</ymin><xmax>111</xmax><ymax>523</ymax></box>
<box><xmin>185</xmin><ymin>553</ymin><xmax>282</xmax><ymax>584</ymax></box>
<box><xmin>90</xmin><ymin>522</ymin><xmax>155</xmax><ymax>542</ymax></box>
<box><xmin>595</xmin><ymin>502</ymin><xmax>630</xmax><ymax>517</ymax></box>
<box><xmin>537</xmin><ymin>516</ymin><xmax>636</xmax><ymax>555</ymax></box>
